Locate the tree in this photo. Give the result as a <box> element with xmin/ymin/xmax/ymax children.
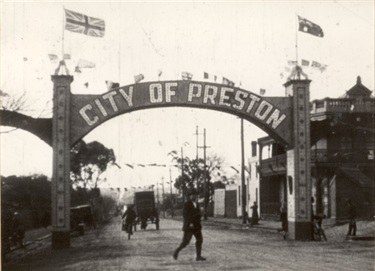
<box><xmin>168</xmin><ymin>151</ymin><xmax>226</xmax><ymax>203</ymax></box>
<box><xmin>70</xmin><ymin>140</ymin><xmax>118</xmax><ymax>189</ymax></box>
<box><xmin>0</xmin><ymin>90</ymin><xmax>52</xmax><ymax>145</ymax></box>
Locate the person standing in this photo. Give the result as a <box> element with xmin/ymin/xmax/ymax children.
<box><xmin>250</xmin><ymin>201</ymin><xmax>259</xmax><ymax>226</ymax></box>
<box><xmin>280</xmin><ymin>201</ymin><xmax>288</xmax><ymax>240</ymax></box>
<box><xmin>346</xmin><ymin>199</ymin><xmax>357</xmax><ymax>237</ymax></box>
<box><xmin>173</xmin><ymin>188</ymin><xmax>206</xmax><ymax>261</ymax></box>
<box><xmin>11</xmin><ymin>212</ymin><xmax>25</xmax><ymax>248</ymax></box>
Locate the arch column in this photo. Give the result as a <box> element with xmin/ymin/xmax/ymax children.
<box><xmin>51</xmin><ymin>75</ymin><xmax>73</xmax><ymax>248</ymax></box>
<box><xmin>285</xmin><ymin>80</ymin><xmax>312</xmax><ymax>240</ymax></box>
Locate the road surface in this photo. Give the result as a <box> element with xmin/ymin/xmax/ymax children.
<box><xmin>3</xmin><ymin>217</ymin><xmax>374</xmax><ymax>270</ymax></box>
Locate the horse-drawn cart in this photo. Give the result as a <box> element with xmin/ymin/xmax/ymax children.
<box><xmin>134</xmin><ymin>191</ymin><xmax>159</xmax><ymax>230</ymax></box>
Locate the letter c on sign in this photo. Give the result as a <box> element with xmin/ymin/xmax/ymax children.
<box><xmin>79</xmin><ymin>104</ymin><xmax>99</xmax><ymax>126</ymax></box>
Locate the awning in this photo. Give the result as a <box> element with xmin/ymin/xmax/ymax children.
<box><xmin>340</xmin><ymin>167</ymin><xmax>374</xmax><ymax>188</ymax></box>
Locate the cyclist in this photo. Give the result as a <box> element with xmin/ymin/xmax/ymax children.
<box><xmin>122</xmin><ymin>205</ymin><xmax>137</xmax><ymax>236</ymax></box>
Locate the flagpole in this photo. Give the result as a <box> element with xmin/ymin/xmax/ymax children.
<box><xmin>295</xmin><ymin>14</ymin><xmax>299</xmax><ymax>65</ymax></box>
<box><xmin>62</xmin><ymin>7</ymin><xmax>65</xmax><ymax>61</ymax></box>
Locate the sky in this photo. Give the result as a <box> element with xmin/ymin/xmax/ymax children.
<box><xmin>1</xmin><ymin>1</ymin><xmax>374</xmax><ymax>190</ymax></box>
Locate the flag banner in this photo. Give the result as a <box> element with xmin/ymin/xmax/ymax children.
<box><xmin>301</xmin><ymin>59</ymin><xmax>310</xmax><ymax>66</ymax></box>
<box><xmin>64</xmin><ymin>54</ymin><xmax>71</xmax><ymax>60</ymax></box>
<box><xmin>48</xmin><ymin>54</ymin><xmax>58</xmax><ymax>61</ymax></box>
<box><xmin>65</xmin><ymin>9</ymin><xmax>105</xmax><ymax>37</ymax></box>
<box><xmin>181</xmin><ymin>72</ymin><xmax>193</xmax><ymax>80</ymax></box>
<box><xmin>74</xmin><ymin>66</ymin><xmax>81</xmax><ymax>73</ymax></box>
<box><xmin>134</xmin><ymin>74</ymin><xmax>145</xmax><ymax>83</ymax></box>
<box><xmin>84</xmin><ymin>82</ymin><xmax>89</xmax><ymax>88</ymax></box>
<box><xmin>298</xmin><ymin>16</ymin><xmax>324</xmax><ymax>37</ymax></box>
<box><xmin>222</xmin><ymin>77</ymin><xmax>235</xmax><ymax>87</ymax></box>
<box><xmin>157</xmin><ymin>70</ymin><xmax>163</xmax><ymax>77</ymax></box>
<box><xmin>105</xmin><ymin>81</ymin><xmax>119</xmax><ymax>90</ymax></box>
<box><xmin>125</xmin><ymin>164</ymin><xmax>134</xmax><ymax>169</ymax></box>
<box><xmin>287</xmin><ymin>60</ymin><xmax>297</xmax><ymax>66</ymax></box>
<box><xmin>259</xmin><ymin>88</ymin><xmax>266</xmax><ymax>96</ymax></box>
<box><xmin>311</xmin><ymin>61</ymin><xmax>328</xmax><ymax>72</ymax></box>
<box><xmin>311</xmin><ymin>61</ymin><xmax>322</xmax><ymax>68</ymax></box>
<box><xmin>203</xmin><ymin>72</ymin><xmax>218</xmax><ymax>82</ymax></box>
<box><xmin>77</xmin><ymin>59</ymin><xmax>95</xmax><ymax>68</ymax></box>
<box><xmin>319</xmin><ymin>64</ymin><xmax>328</xmax><ymax>72</ymax></box>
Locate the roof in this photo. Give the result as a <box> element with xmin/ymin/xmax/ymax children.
<box><xmin>339</xmin><ymin>76</ymin><xmax>372</xmax><ymax>98</ymax></box>
<box><xmin>340</xmin><ymin>167</ymin><xmax>374</xmax><ymax>188</ymax></box>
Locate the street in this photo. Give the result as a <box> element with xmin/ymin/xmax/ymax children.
<box><xmin>3</xmin><ymin>217</ymin><xmax>374</xmax><ymax>271</ymax></box>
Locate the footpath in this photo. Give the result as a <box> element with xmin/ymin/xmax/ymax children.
<box><xmin>202</xmin><ymin>216</ymin><xmax>375</xmax><ymax>242</ymax></box>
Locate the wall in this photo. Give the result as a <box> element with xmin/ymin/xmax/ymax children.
<box><xmin>214</xmin><ymin>189</ymin><xmax>225</xmax><ymax>217</ymax></box>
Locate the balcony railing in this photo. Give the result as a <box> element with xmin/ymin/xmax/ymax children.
<box><xmin>311</xmin><ymin>149</ymin><xmax>373</xmax><ymax>164</ymax></box>
<box><xmin>259</xmin><ymin>149</ymin><xmax>373</xmax><ymax>174</ymax></box>
<box><xmin>261</xmin><ymin>154</ymin><xmax>286</xmax><ymax>175</ymax></box>
<box><xmin>311</xmin><ymin>98</ymin><xmax>375</xmax><ymax>114</ymax></box>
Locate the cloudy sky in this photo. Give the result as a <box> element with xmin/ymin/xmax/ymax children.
<box><xmin>1</xmin><ymin>1</ymin><xmax>374</xmax><ymax>189</ymax></box>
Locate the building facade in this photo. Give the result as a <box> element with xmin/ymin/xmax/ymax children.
<box><xmin>250</xmin><ymin>76</ymin><xmax>374</xmax><ymax>220</ymax></box>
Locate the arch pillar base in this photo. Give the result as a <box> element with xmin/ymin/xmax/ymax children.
<box><xmin>288</xmin><ymin>221</ymin><xmax>313</xmax><ymax>241</ymax></box>
<box><xmin>52</xmin><ymin>231</ymin><xmax>70</xmax><ymax>249</ymax></box>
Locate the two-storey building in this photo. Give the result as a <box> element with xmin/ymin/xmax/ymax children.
<box><xmin>249</xmin><ymin>76</ymin><xmax>374</xmax><ymax>220</ymax></box>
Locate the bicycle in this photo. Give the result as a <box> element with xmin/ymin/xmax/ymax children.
<box><xmin>312</xmin><ymin>214</ymin><xmax>327</xmax><ymax>241</ymax></box>
<box><xmin>122</xmin><ymin>220</ymin><xmax>135</xmax><ymax>240</ymax></box>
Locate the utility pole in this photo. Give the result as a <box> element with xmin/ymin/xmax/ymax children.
<box><xmin>161</xmin><ymin>177</ymin><xmax>165</xmax><ymax>218</ymax></box>
<box><xmin>194</xmin><ymin>126</ymin><xmax>200</xmax><ymax>189</ymax></box>
<box><xmin>195</xmin><ymin>126</ymin><xmax>199</xmax><ymax>162</ymax></box>
<box><xmin>181</xmin><ymin>147</ymin><xmax>185</xmax><ymax>204</ymax></box>
<box><xmin>156</xmin><ymin>182</ymin><xmax>160</xmax><ymax>208</ymax></box>
<box><xmin>198</xmin><ymin>129</ymin><xmax>210</xmax><ymax>220</ymax></box>
<box><xmin>241</xmin><ymin>118</ymin><xmax>247</xmax><ymax>224</ymax></box>
<box><xmin>169</xmin><ymin>167</ymin><xmax>174</xmax><ymax>217</ymax></box>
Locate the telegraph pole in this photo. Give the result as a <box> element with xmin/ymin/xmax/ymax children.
<box><xmin>181</xmin><ymin>147</ymin><xmax>185</xmax><ymax>204</ymax></box>
<box><xmin>169</xmin><ymin>167</ymin><xmax>174</xmax><ymax>217</ymax></box>
<box><xmin>161</xmin><ymin>177</ymin><xmax>165</xmax><ymax>218</ymax></box>
<box><xmin>156</xmin><ymin>182</ymin><xmax>160</xmax><ymax>208</ymax></box>
<box><xmin>198</xmin><ymin>128</ymin><xmax>210</xmax><ymax>220</ymax></box>
<box><xmin>241</xmin><ymin>118</ymin><xmax>247</xmax><ymax>224</ymax></box>
<box><xmin>194</xmin><ymin>125</ymin><xmax>199</xmax><ymax>189</ymax></box>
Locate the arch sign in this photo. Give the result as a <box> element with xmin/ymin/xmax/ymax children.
<box><xmin>71</xmin><ymin>80</ymin><xmax>292</xmax><ymax>147</ymax></box>
<box><xmin>51</xmin><ymin>75</ymin><xmax>312</xmax><ymax>248</ymax></box>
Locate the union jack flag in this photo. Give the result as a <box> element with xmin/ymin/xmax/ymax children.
<box><xmin>65</xmin><ymin>9</ymin><xmax>105</xmax><ymax>37</ymax></box>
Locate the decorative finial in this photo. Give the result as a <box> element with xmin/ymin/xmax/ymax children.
<box><xmin>54</xmin><ymin>60</ymin><xmax>70</xmax><ymax>75</ymax></box>
<box><xmin>356</xmin><ymin>76</ymin><xmax>361</xmax><ymax>85</ymax></box>
<box><xmin>287</xmin><ymin>65</ymin><xmax>308</xmax><ymax>81</ymax></box>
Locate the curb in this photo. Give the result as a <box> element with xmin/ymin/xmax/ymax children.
<box><xmin>203</xmin><ymin>219</ymin><xmax>280</xmax><ymax>232</ymax></box>
<box><xmin>346</xmin><ymin>235</ymin><xmax>375</xmax><ymax>241</ymax></box>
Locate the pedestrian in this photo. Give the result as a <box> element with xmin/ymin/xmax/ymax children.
<box><xmin>173</xmin><ymin>188</ymin><xmax>206</xmax><ymax>261</ymax></box>
<box><xmin>122</xmin><ymin>204</ymin><xmax>137</xmax><ymax>234</ymax></box>
<box><xmin>280</xmin><ymin>201</ymin><xmax>288</xmax><ymax>240</ymax></box>
<box><xmin>250</xmin><ymin>201</ymin><xmax>259</xmax><ymax>226</ymax></box>
<box><xmin>11</xmin><ymin>212</ymin><xmax>25</xmax><ymax>248</ymax></box>
<box><xmin>346</xmin><ymin>199</ymin><xmax>357</xmax><ymax>237</ymax></box>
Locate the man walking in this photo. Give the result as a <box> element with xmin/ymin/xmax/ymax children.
<box><xmin>173</xmin><ymin>188</ymin><xmax>206</xmax><ymax>261</ymax></box>
<box><xmin>346</xmin><ymin>199</ymin><xmax>357</xmax><ymax>237</ymax></box>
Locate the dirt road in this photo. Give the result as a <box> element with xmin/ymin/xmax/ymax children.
<box><xmin>3</xmin><ymin>217</ymin><xmax>374</xmax><ymax>270</ymax></box>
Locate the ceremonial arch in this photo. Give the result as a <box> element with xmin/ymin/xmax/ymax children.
<box><xmin>51</xmin><ymin>74</ymin><xmax>312</xmax><ymax>248</ymax></box>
